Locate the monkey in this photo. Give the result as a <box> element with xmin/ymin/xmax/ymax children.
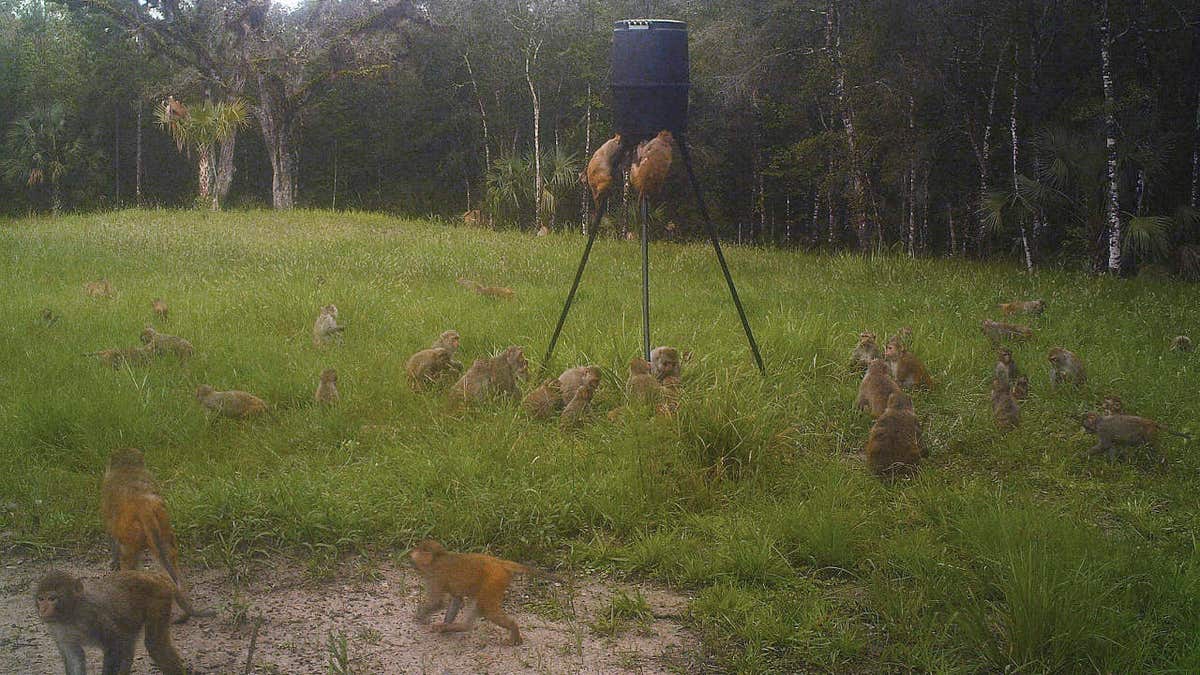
<box><xmin>1012</xmin><ymin>375</ymin><xmax>1029</xmax><ymax>401</ymax></box>
<box><xmin>315</xmin><ymin>368</ymin><xmax>339</xmax><ymax>405</ymax></box>
<box><xmin>1082</xmin><ymin>412</ymin><xmax>1192</xmax><ymax>461</ymax></box>
<box><xmin>152</xmin><ymin>298</ymin><xmax>169</xmax><ymax>322</ymax></box>
<box><xmin>1048</xmin><ymin>347</ymin><xmax>1087</xmax><ymax>386</ymax></box>
<box><xmin>410</xmin><ymin>539</ymin><xmax>558</xmax><ymax>645</ymax></box>
<box><xmin>312</xmin><ymin>304</ymin><xmax>344</xmax><ymax>346</ymax></box>
<box><xmin>536</xmin><ymin>225</ymin><xmax>550</xmax><ymax>237</ymax></box>
<box><xmin>462</xmin><ymin>210</ymin><xmax>489</xmax><ymax>228</ymax></box>
<box><xmin>41</xmin><ymin>308</ymin><xmax>60</xmax><ymax>326</ymax></box>
<box><xmin>449</xmin><ymin>346</ymin><xmax>528</xmax><ymax>404</ymax></box>
<box><xmin>1170</xmin><ymin>335</ymin><xmax>1193</xmax><ymax>352</ymax></box>
<box><xmin>560</xmin><ymin>374</ymin><xmax>599</xmax><ymax>430</ymax></box>
<box><xmin>431</xmin><ymin>330</ymin><xmax>464</xmax><ymax>372</ymax></box>
<box><xmin>195</xmin><ymin>385</ymin><xmax>268</xmax><ymax>418</ymax></box>
<box><xmin>582</xmin><ymin>134</ymin><xmax>623</xmax><ymax>204</ymax></box>
<box><xmin>630</xmin><ymin>130</ymin><xmax>674</xmax><ymax>199</ymax></box>
<box><xmin>849</xmin><ymin>332</ymin><xmax>881</xmax><ymax>371</ymax></box>
<box><xmin>35</xmin><ymin>569</ymin><xmax>191</xmax><ymax>675</ymax></box>
<box><xmin>994</xmin><ymin>347</ymin><xmax>1020</xmax><ymax>386</ymax></box>
<box><xmin>87</xmin><ymin>346</ymin><xmax>154</xmax><ymax>369</ymax></box>
<box><xmin>84</xmin><ymin>279</ymin><xmax>115</xmax><ymax>298</ymax></box>
<box><xmin>139</xmin><ymin>326</ymin><xmax>194</xmax><ymax>360</ymax></box>
<box><xmin>557</xmin><ymin>365</ymin><xmax>602</xmax><ymax>406</ymax></box>
<box><xmin>406</xmin><ymin>348</ymin><xmax>456</xmax><ymax>391</ymax></box>
<box><xmin>865</xmin><ymin>391</ymin><xmax>923</xmax><ymax>477</ymax></box>
<box><xmin>522</xmin><ymin>379</ymin><xmax>563</xmax><ymax>419</ymax></box>
<box><xmin>883</xmin><ymin>340</ymin><xmax>934</xmax><ymax>389</ymax></box>
<box><xmin>991</xmin><ymin>378</ymin><xmax>1021</xmax><ymax>430</ymax></box>
<box><xmin>101</xmin><ymin>447</ymin><xmax>212</xmax><ymax>624</ymax></box>
<box><xmin>165</xmin><ymin>95</ymin><xmax>189</xmax><ymax>121</ymax></box>
<box><xmin>981</xmin><ymin>319</ymin><xmax>1033</xmax><ymax>343</ymax></box>
<box><xmin>649</xmin><ymin>346</ymin><xmax>681</xmax><ymax>382</ymax></box>
<box><xmin>998</xmin><ymin>299</ymin><xmax>1046</xmax><ymax>316</ymax></box>
<box><xmin>856</xmin><ymin>359</ymin><xmax>902</xmax><ymax>418</ymax></box>
<box><xmin>626</xmin><ymin>357</ymin><xmax>664</xmax><ymax>405</ymax></box>
<box><xmin>665</xmin><ymin>221</ymin><xmax>679</xmax><ymax>240</ymax></box>
<box><xmin>624</xmin><ymin>230</ymin><xmax>637</xmax><ymax>241</ymax></box>
<box><xmin>888</xmin><ymin>327</ymin><xmax>914</xmax><ymax>351</ymax></box>
<box><xmin>457</xmin><ymin>278</ymin><xmax>515</xmax><ymax>299</ymax></box>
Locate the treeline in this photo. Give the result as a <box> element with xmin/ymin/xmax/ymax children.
<box><xmin>2</xmin><ymin>0</ymin><xmax>1199</xmax><ymax>276</ymax></box>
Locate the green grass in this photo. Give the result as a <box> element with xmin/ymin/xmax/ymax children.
<box><xmin>2</xmin><ymin>209</ymin><xmax>1199</xmax><ymax>671</ymax></box>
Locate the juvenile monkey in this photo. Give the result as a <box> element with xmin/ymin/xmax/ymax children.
<box><xmin>849</xmin><ymin>332</ymin><xmax>881</xmax><ymax>370</ymax></box>
<box><xmin>462</xmin><ymin>210</ymin><xmax>488</xmax><ymax>228</ymax></box>
<box><xmin>630</xmin><ymin>130</ymin><xmax>674</xmax><ymax>198</ymax></box>
<box><xmin>84</xmin><ymin>279</ymin><xmax>115</xmax><ymax>298</ymax></box>
<box><xmin>883</xmin><ymin>340</ymin><xmax>933</xmax><ymax>389</ymax></box>
<box><xmin>1012</xmin><ymin>375</ymin><xmax>1029</xmax><ymax>401</ymax></box>
<box><xmin>140</xmin><ymin>326</ymin><xmax>194</xmax><ymax>360</ymax></box>
<box><xmin>312</xmin><ymin>304</ymin><xmax>344</xmax><ymax>346</ymax></box>
<box><xmin>315</xmin><ymin>368</ymin><xmax>340</xmax><ymax>405</ymax></box>
<box><xmin>865</xmin><ymin>391</ymin><xmax>923</xmax><ymax>476</ymax></box>
<box><xmin>35</xmin><ymin>569</ymin><xmax>190</xmax><ymax>675</ymax></box>
<box><xmin>410</xmin><ymin>539</ymin><xmax>557</xmax><ymax>645</ymax></box>
<box><xmin>522</xmin><ymin>379</ymin><xmax>564</xmax><ymax>419</ymax></box>
<box><xmin>560</xmin><ymin>374</ymin><xmax>599</xmax><ymax>430</ymax></box>
<box><xmin>857</xmin><ymin>360</ymin><xmax>902</xmax><ymax>418</ymax></box>
<box><xmin>1048</xmin><ymin>347</ymin><xmax>1086</xmax><ymax>386</ymax></box>
<box><xmin>477</xmin><ymin>284</ymin><xmax>515</xmax><ymax>299</ymax></box>
<box><xmin>449</xmin><ymin>346</ymin><xmax>528</xmax><ymax>404</ymax></box>
<box><xmin>432</xmin><ymin>330</ymin><xmax>465</xmax><ymax>372</ymax></box>
<box><xmin>195</xmin><ymin>385</ymin><xmax>268</xmax><ymax>418</ymax></box>
<box><xmin>626</xmin><ymin>357</ymin><xmax>664</xmax><ymax>405</ymax></box>
<box><xmin>152</xmin><ymin>298</ymin><xmax>169</xmax><ymax>322</ymax></box>
<box><xmin>1170</xmin><ymin>335</ymin><xmax>1193</xmax><ymax>352</ymax></box>
<box><xmin>582</xmin><ymin>134</ymin><xmax>623</xmax><ymax>204</ymax></box>
<box><xmin>994</xmin><ymin>347</ymin><xmax>1020</xmax><ymax>386</ymax></box>
<box><xmin>1082</xmin><ymin>412</ymin><xmax>1192</xmax><ymax>461</ymax></box>
<box><xmin>998</xmin><ymin>299</ymin><xmax>1046</xmax><ymax>315</ymax></box>
<box><xmin>407</xmin><ymin>347</ymin><xmax>456</xmax><ymax>390</ymax></box>
<box><xmin>101</xmin><ymin>448</ymin><xmax>211</xmax><ymax>623</ymax></box>
<box><xmin>991</xmin><ymin>378</ymin><xmax>1021</xmax><ymax>430</ymax></box>
<box><xmin>981</xmin><ymin>319</ymin><xmax>1033</xmax><ymax>343</ymax></box>
<box><xmin>87</xmin><ymin>345</ymin><xmax>154</xmax><ymax>369</ymax></box>
<box><xmin>649</xmin><ymin>346</ymin><xmax>681</xmax><ymax>381</ymax></box>
<box><xmin>558</xmin><ymin>365</ymin><xmax>602</xmax><ymax>406</ymax></box>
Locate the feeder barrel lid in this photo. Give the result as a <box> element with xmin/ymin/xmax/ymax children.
<box><xmin>613</xmin><ymin>19</ymin><xmax>688</xmax><ymax>29</ymax></box>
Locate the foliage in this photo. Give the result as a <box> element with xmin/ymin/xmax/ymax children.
<box><xmin>2</xmin><ymin>103</ymin><xmax>83</xmax><ymax>214</ymax></box>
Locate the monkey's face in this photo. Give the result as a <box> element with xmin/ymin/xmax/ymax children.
<box><xmin>321</xmin><ymin>369</ymin><xmax>337</xmax><ymax>383</ymax></box>
<box><xmin>629</xmin><ymin>357</ymin><xmax>651</xmax><ymax>376</ymax></box>
<box><xmin>35</xmin><ymin>574</ymin><xmax>81</xmax><ymax>621</ymax></box>
<box><xmin>998</xmin><ymin>349</ymin><xmax>1012</xmax><ymax>363</ymax></box>
<box><xmin>445</xmin><ymin>333</ymin><xmax>460</xmax><ymax>350</ymax></box>
<box><xmin>883</xmin><ymin>342</ymin><xmax>900</xmax><ymax>359</ymax></box>
<box><xmin>507</xmin><ymin>348</ymin><xmax>528</xmax><ymax>378</ymax></box>
<box><xmin>196</xmin><ymin>385</ymin><xmax>213</xmax><ymax>399</ymax></box>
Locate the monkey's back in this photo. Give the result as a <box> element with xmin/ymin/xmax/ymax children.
<box><xmin>857</xmin><ymin>368</ymin><xmax>900</xmax><ymax>417</ymax></box>
<box><xmin>866</xmin><ymin>410</ymin><xmax>921</xmax><ymax>475</ymax></box>
<box><xmin>437</xmin><ymin>553</ymin><xmax>515</xmax><ymax>598</ymax></box>
<box><xmin>1100</xmin><ymin>415</ymin><xmax>1157</xmax><ymax>445</ymax></box>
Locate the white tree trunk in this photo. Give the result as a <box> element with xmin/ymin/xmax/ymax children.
<box><xmin>581</xmin><ymin>83</ymin><xmax>591</xmax><ymax>234</ymax></box>
<box><xmin>976</xmin><ymin>49</ymin><xmax>1003</xmax><ymax>253</ymax></box>
<box><xmin>464</xmin><ymin>53</ymin><xmax>491</xmax><ymax>177</ymax></box>
<box><xmin>908</xmin><ymin>95</ymin><xmax>916</xmax><ymax>257</ymax></box>
<box><xmin>1192</xmin><ymin>81</ymin><xmax>1200</xmax><ymax>209</ymax></box>
<box><xmin>135</xmin><ymin>101</ymin><xmax>142</xmax><ymax>206</ymax></box>
<box><xmin>1100</xmin><ymin>0</ymin><xmax>1122</xmax><ymax>273</ymax></box>
<box><xmin>948</xmin><ymin>204</ymin><xmax>956</xmax><ymax>256</ymax></box>
<box><xmin>526</xmin><ymin>38</ymin><xmax>542</xmax><ymax>231</ymax></box>
<box><xmin>827</xmin><ymin>0</ymin><xmax>869</xmax><ymax>250</ymax></box>
<box><xmin>1011</xmin><ymin>46</ymin><xmax>1032</xmax><ymax>272</ymax></box>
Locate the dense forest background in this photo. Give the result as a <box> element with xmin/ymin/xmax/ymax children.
<box><xmin>3</xmin><ymin>0</ymin><xmax>1200</xmax><ymax>276</ymax></box>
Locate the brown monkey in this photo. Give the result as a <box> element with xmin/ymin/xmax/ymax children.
<box><xmin>1048</xmin><ymin>347</ymin><xmax>1086</xmax><ymax>386</ymax></box>
<box><xmin>630</xmin><ymin>130</ymin><xmax>674</xmax><ymax>198</ymax></box>
<box><xmin>626</xmin><ymin>357</ymin><xmax>664</xmax><ymax>405</ymax></box>
<box><xmin>888</xmin><ymin>327</ymin><xmax>914</xmax><ymax>351</ymax></box>
<box><xmin>449</xmin><ymin>346</ymin><xmax>528</xmax><ymax>404</ymax></box>
<box><xmin>101</xmin><ymin>448</ymin><xmax>212</xmax><ymax>623</ymax></box>
<box><xmin>522</xmin><ymin>379</ymin><xmax>564</xmax><ymax>419</ymax></box>
<box><xmin>410</xmin><ymin>540</ymin><xmax>557</xmax><ymax>645</ymax></box>
<box><xmin>849</xmin><ymin>332</ymin><xmax>881</xmax><ymax>370</ymax></box>
<box><xmin>462</xmin><ymin>210</ymin><xmax>489</xmax><ymax>228</ymax></box>
<box><xmin>981</xmin><ymin>319</ymin><xmax>1033</xmax><ymax>343</ymax></box>
<box><xmin>195</xmin><ymin>385</ymin><xmax>268</xmax><ymax>418</ymax></box>
<box><xmin>560</xmin><ymin>374</ymin><xmax>599</xmax><ymax>430</ymax></box>
<box><xmin>994</xmin><ymin>347</ymin><xmax>1020</xmax><ymax>386</ymax></box>
<box><xmin>152</xmin><ymin>298</ymin><xmax>169</xmax><ymax>322</ymax></box>
<box><xmin>84</xmin><ymin>279</ymin><xmax>115</xmax><ymax>298</ymax></box>
<box><xmin>312</xmin><ymin>304</ymin><xmax>344</xmax><ymax>346</ymax></box>
<box><xmin>35</xmin><ymin>569</ymin><xmax>190</xmax><ymax>675</ymax></box>
<box><xmin>1012</xmin><ymin>375</ymin><xmax>1029</xmax><ymax>401</ymax></box>
<box><xmin>536</xmin><ymin>225</ymin><xmax>550</xmax><ymax>237</ymax></box>
<box><xmin>87</xmin><ymin>345</ymin><xmax>154</xmax><ymax>369</ymax></box>
<box><xmin>431</xmin><ymin>330</ymin><xmax>464</xmax><ymax>372</ymax></box>
<box><xmin>139</xmin><ymin>326</ymin><xmax>194</xmax><ymax>360</ymax></box>
<box><xmin>883</xmin><ymin>340</ymin><xmax>933</xmax><ymax>389</ymax></box>
<box><xmin>650</xmin><ymin>346</ymin><xmax>681</xmax><ymax>381</ymax></box>
<box><xmin>865</xmin><ymin>391</ymin><xmax>922</xmax><ymax>476</ymax></box>
<box><xmin>582</xmin><ymin>134</ymin><xmax>623</xmax><ymax>204</ymax></box>
<box><xmin>1170</xmin><ymin>335</ymin><xmax>1193</xmax><ymax>352</ymax></box>
<box><xmin>991</xmin><ymin>378</ymin><xmax>1021</xmax><ymax>430</ymax></box>
<box><xmin>477</xmin><ymin>284</ymin><xmax>515</xmax><ymax>299</ymax></box>
<box><xmin>998</xmin><ymin>299</ymin><xmax>1046</xmax><ymax>316</ymax></box>
<box><xmin>1082</xmin><ymin>412</ymin><xmax>1192</xmax><ymax>461</ymax></box>
<box><xmin>558</xmin><ymin>365</ymin><xmax>602</xmax><ymax>406</ymax></box>
<box><xmin>315</xmin><ymin>368</ymin><xmax>339</xmax><ymax>405</ymax></box>
<box><xmin>857</xmin><ymin>360</ymin><xmax>902</xmax><ymax>418</ymax></box>
<box><xmin>165</xmin><ymin>95</ymin><xmax>189</xmax><ymax>121</ymax></box>
<box><xmin>407</xmin><ymin>348</ymin><xmax>456</xmax><ymax>390</ymax></box>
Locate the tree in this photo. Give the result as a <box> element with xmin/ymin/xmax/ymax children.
<box><xmin>156</xmin><ymin>98</ymin><xmax>249</xmax><ymax>210</ymax></box>
<box><xmin>3</xmin><ymin>103</ymin><xmax>82</xmax><ymax>214</ymax></box>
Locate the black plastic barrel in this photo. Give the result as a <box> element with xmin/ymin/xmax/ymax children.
<box><xmin>611</xmin><ymin>19</ymin><xmax>689</xmax><ymax>140</ymax></box>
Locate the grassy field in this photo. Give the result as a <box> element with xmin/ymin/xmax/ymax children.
<box><xmin>2</xmin><ymin>209</ymin><xmax>1198</xmax><ymax>672</ymax></box>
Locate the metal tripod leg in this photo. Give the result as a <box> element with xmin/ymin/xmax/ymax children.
<box><xmin>543</xmin><ymin>198</ymin><xmax>607</xmax><ymax>370</ymax></box>
<box><xmin>640</xmin><ymin>194</ymin><xmax>651</xmax><ymax>362</ymax></box>
<box><xmin>677</xmin><ymin>136</ymin><xmax>766</xmax><ymax>374</ymax></box>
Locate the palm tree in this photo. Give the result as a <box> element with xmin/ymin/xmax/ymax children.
<box><xmin>485</xmin><ymin>149</ymin><xmax>580</xmax><ymax>230</ymax></box>
<box><xmin>156</xmin><ymin>99</ymin><xmax>249</xmax><ymax>210</ymax></box>
<box><xmin>3</xmin><ymin>103</ymin><xmax>81</xmax><ymax>216</ymax></box>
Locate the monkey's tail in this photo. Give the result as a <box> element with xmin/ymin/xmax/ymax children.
<box><xmin>503</xmin><ymin>561</ymin><xmax>563</xmax><ymax>582</ymax></box>
<box><xmin>143</xmin><ymin>507</ymin><xmax>181</xmax><ymax>588</ymax></box>
<box><xmin>171</xmin><ymin>587</ymin><xmax>216</xmax><ymax>624</ymax></box>
<box><xmin>1164</xmin><ymin>428</ymin><xmax>1193</xmax><ymax>441</ymax></box>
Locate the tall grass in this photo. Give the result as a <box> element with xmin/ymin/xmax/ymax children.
<box><xmin>1</xmin><ymin>209</ymin><xmax>1197</xmax><ymax>671</ymax></box>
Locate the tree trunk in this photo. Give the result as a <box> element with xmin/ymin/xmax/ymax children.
<box><xmin>948</xmin><ymin>204</ymin><xmax>956</xmax><ymax>256</ymax></box>
<box><xmin>526</xmin><ymin>38</ymin><xmax>542</xmax><ymax>232</ymax></box>
<box><xmin>214</xmin><ymin>135</ymin><xmax>237</xmax><ymax>207</ymax></box>
<box><xmin>827</xmin><ymin>0</ymin><xmax>869</xmax><ymax>251</ymax></box>
<box><xmin>197</xmin><ymin>146</ymin><xmax>213</xmax><ymax>201</ymax></box>
<box><xmin>907</xmin><ymin>95</ymin><xmax>916</xmax><ymax>257</ymax></box>
<box><xmin>254</xmin><ymin>85</ymin><xmax>298</xmax><ymax>210</ymax></box>
<box><xmin>464</xmin><ymin>53</ymin><xmax>491</xmax><ymax>179</ymax></box>
<box><xmin>920</xmin><ymin>163</ymin><xmax>930</xmax><ymax>251</ymax></box>
<box><xmin>976</xmin><ymin>48</ymin><xmax>1004</xmax><ymax>255</ymax></box>
<box><xmin>1192</xmin><ymin>80</ymin><xmax>1200</xmax><ymax>209</ymax></box>
<box><xmin>1011</xmin><ymin>46</ymin><xmax>1033</xmax><ymax>272</ymax></box>
<box><xmin>135</xmin><ymin>100</ymin><xmax>142</xmax><ymax>206</ymax></box>
<box><xmin>581</xmin><ymin>83</ymin><xmax>591</xmax><ymax>235</ymax></box>
<box><xmin>51</xmin><ymin>182</ymin><xmax>62</xmax><ymax>216</ymax></box>
<box><xmin>114</xmin><ymin>104</ymin><xmax>120</xmax><ymax>206</ymax></box>
<box><xmin>1099</xmin><ymin>0</ymin><xmax>1122</xmax><ymax>273</ymax></box>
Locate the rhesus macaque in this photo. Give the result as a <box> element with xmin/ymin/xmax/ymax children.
<box><xmin>994</xmin><ymin>347</ymin><xmax>1020</xmax><ymax>386</ymax></box>
<box><xmin>1012</xmin><ymin>375</ymin><xmax>1029</xmax><ymax>401</ymax></box>
<box><xmin>624</xmin><ymin>230</ymin><xmax>637</xmax><ymax>241</ymax></box>
<box><xmin>431</xmin><ymin>330</ymin><xmax>464</xmax><ymax>372</ymax></box>
<box><xmin>165</xmin><ymin>95</ymin><xmax>189</xmax><ymax>121</ymax></box>
<box><xmin>883</xmin><ymin>340</ymin><xmax>933</xmax><ymax>389</ymax></box>
<box><xmin>35</xmin><ymin>569</ymin><xmax>190</xmax><ymax>675</ymax></box>
<box><xmin>849</xmin><ymin>332</ymin><xmax>881</xmax><ymax>370</ymax></box>
<box><xmin>457</xmin><ymin>278</ymin><xmax>515</xmax><ymax>299</ymax></box>
<box><xmin>626</xmin><ymin>357</ymin><xmax>663</xmax><ymax>405</ymax></box>
<box><xmin>410</xmin><ymin>539</ymin><xmax>557</xmax><ymax>645</ymax></box>
<box><xmin>630</xmin><ymin>130</ymin><xmax>674</xmax><ymax>198</ymax></box>
<box><xmin>560</xmin><ymin>374</ymin><xmax>599</xmax><ymax>430</ymax></box>
<box><xmin>582</xmin><ymin>134</ymin><xmax>623</xmax><ymax>204</ymax></box>
<box><xmin>101</xmin><ymin>448</ymin><xmax>211</xmax><ymax>623</ymax></box>
<box><xmin>462</xmin><ymin>210</ymin><xmax>489</xmax><ymax>228</ymax></box>
<box><xmin>139</xmin><ymin>326</ymin><xmax>194</xmax><ymax>360</ymax></box>
<box><xmin>1082</xmin><ymin>412</ymin><xmax>1191</xmax><ymax>461</ymax></box>
<box><xmin>152</xmin><ymin>298</ymin><xmax>169</xmax><ymax>322</ymax></box>
<box><xmin>665</xmin><ymin>221</ymin><xmax>679</xmax><ymax>240</ymax></box>
<box><xmin>312</xmin><ymin>304</ymin><xmax>344</xmax><ymax>346</ymax></box>
<box><xmin>649</xmin><ymin>346</ymin><xmax>681</xmax><ymax>382</ymax></box>
<box><xmin>40</xmin><ymin>308</ymin><xmax>60</xmax><ymax>326</ymax></box>
<box><xmin>87</xmin><ymin>346</ymin><xmax>154</xmax><ymax>369</ymax></box>
<box><xmin>991</xmin><ymin>378</ymin><xmax>1021</xmax><ymax>430</ymax></box>
<box><xmin>865</xmin><ymin>391</ymin><xmax>922</xmax><ymax>476</ymax></box>
<box><xmin>557</xmin><ymin>365</ymin><xmax>602</xmax><ymax>406</ymax></box>
<box><xmin>536</xmin><ymin>225</ymin><xmax>550</xmax><ymax>237</ymax></box>
<box><xmin>407</xmin><ymin>348</ymin><xmax>456</xmax><ymax>390</ymax></box>
<box><xmin>195</xmin><ymin>385</ymin><xmax>268</xmax><ymax>418</ymax></box>
<box><xmin>449</xmin><ymin>346</ymin><xmax>528</xmax><ymax>404</ymax></box>
<box><xmin>857</xmin><ymin>360</ymin><xmax>902</xmax><ymax>418</ymax></box>
<box><xmin>1048</xmin><ymin>347</ymin><xmax>1086</xmax><ymax>386</ymax></box>
<box><xmin>84</xmin><ymin>279</ymin><xmax>115</xmax><ymax>298</ymax></box>
<box><xmin>522</xmin><ymin>379</ymin><xmax>563</xmax><ymax>419</ymax></box>
<box><xmin>315</xmin><ymin>368</ymin><xmax>339</xmax><ymax>405</ymax></box>
<box><xmin>998</xmin><ymin>299</ymin><xmax>1046</xmax><ymax>316</ymax></box>
<box><xmin>1170</xmin><ymin>335</ymin><xmax>1193</xmax><ymax>352</ymax></box>
<box><xmin>981</xmin><ymin>319</ymin><xmax>1033</xmax><ymax>343</ymax></box>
